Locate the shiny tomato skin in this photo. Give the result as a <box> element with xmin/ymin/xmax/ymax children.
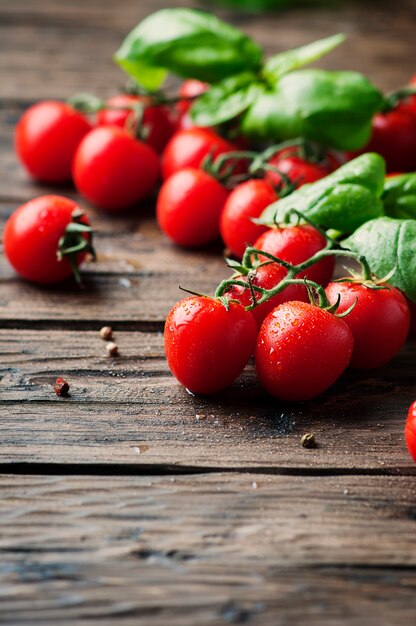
<box><xmin>267</xmin><ymin>154</ymin><xmax>332</xmax><ymax>189</ymax></box>
<box><xmin>405</xmin><ymin>400</ymin><xmax>416</xmax><ymax>463</ymax></box>
<box><xmin>3</xmin><ymin>195</ymin><xmax>89</xmax><ymax>284</ymax></box>
<box><xmin>225</xmin><ymin>262</ymin><xmax>309</xmax><ymax>328</ymax></box>
<box><xmin>325</xmin><ymin>282</ymin><xmax>410</xmax><ymax>369</ymax></box>
<box><xmin>96</xmin><ymin>94</ymin><xmax>174</xmax><ymax>153</ymax></box>
<box><xmin>164</xmin><ymin>296</ymin><xmax>257</xmax><ymax>394</ymax></box>
<box><xmin>354</xmin><ymin>109</ymin><xmax>416</xmax><ymax>172</ymax></box>
<box><xmin>177</xmin><ymin>79</ymin><xmax>209</xmax><ymax>115</ymax></box>
<box><xmin>253</xmin><ymin>225</ymin><xmax>335</xmax><ymax>287</ymax></box>
<box><xmin>220</xmin><ymin>179</ymin><xmax>277</xmax><ymax>259</ymax></box>
<box><xmin>156</xmin><ymin>168</ymin><xmax>228</xmax><ymax>247</ymax></box>
<box><xmin>161</xmin><ymin>128</ymin><xmax>235</xmax><ymax>180</ymax></box>
<box><xmin>15</xmin><ymin>101</ymin><xmax>92</xmax><ymax>183</ymax></box>
<box><xmin>73</xmin><ymin>126</ymin><xmax>159</xmax><ymax>212</ymax></box>
<box><xmin>255</xmin><ymin>302</ymin><xmax>354</xmax><ymax>401</ymax></box>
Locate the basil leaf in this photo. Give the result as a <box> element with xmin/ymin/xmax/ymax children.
<box><xmin>382</xmin><ymin>174</ymin><xmax>416</xmax><ymax>220</ymax></box>
<box><xmin>114</xmin><ymin>8</ymin><xmax>263</xmax><ymax>90</ymax></box>
<box><xmin>190</xmin><ymin>73</ymin><xmax>261</xmax><ymax>127</ymax></box>
<box><xmin>263</xmin><ymin>33</ymin><xmax>345</xmax><ymax>82</ymax></box>
<box><xmin>242</xmin><ymin>69</ymin><xmax>383</xmax><ymax>151</ymax></box>
<box><xmin>259</xmin><ymin>153</ymin><xmax>385</xmax><ymax>233</ymax></box>
<box><xmin>344</xmin><ymin>217</ymin><xmax>416</xmax><ymax>302</ymax></box>
<box><xmin>210</xmin><ymin>0</ymin><xmax>289</xmax><ymax>10</ymax></box>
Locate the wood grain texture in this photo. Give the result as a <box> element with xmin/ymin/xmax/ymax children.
<box><xmin>1</xmin><ymin>473</ymin><xmax>416</xmax><ymax>625</ymax></box>
<box><xmin>0</xmin><ymin>329</ymin><xmax>415</xmax><ymax>470</ymax></box>
<box><xmin>1</xmin><ymin>0</ymin><xmax>416</xmax><ymax>101</ymax></box>
<box><xmin>1</xmin><ymin>1</ymin><xmax>416</xmax><ymax>623</ymax></box>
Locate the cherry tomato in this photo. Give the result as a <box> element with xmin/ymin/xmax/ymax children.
<box><xmin>161</xmin><ymin>128</ymin><xmax>236</xmax><ymax>180</ymax></box>
<box><xmin>352</xmin><ymin>109</ymin><xmax>416</xmax><ymax>173</ymax></box>
<box><xmin>255</xmin><ymin>301</ymin><xmax>354</xmax><ymax>401</ymax></box>
<box><xmin>73</xmin><ymin>126</ymin><xmax>159</xmax><ymax>212</ymax></box>
<box><xmin>225</xmin><ymin>262</ymin><xmax>309</xmax><ymax>328</ymax></box>
<box><xmin>3</xmin><ymin>195</ymin><xmax>91</xmax><ymax>284</ymax></box>
<box><xmin>253</xmin><ymin>225</ymin><xmax>335</xmax><ymax>287</ymax></box>
<box><xmin>96</xmin><ymin>94</ymin><xmax>174</xmax><ymax>153</ymax></box>
<box><xmin>165</xmin><ymin>296</ymin><xmax>257</xmax><ymax>394</ymax></box>
<box><xmin>15</xmin><ymin>101</ymin><xmax>92</xmax><ymax>183</ymax></box>
<box><xmin>177</xmin><ymin>79</ymin><xmax>208</xmax><ymax>115</ymax></box>
<box><xmin>405</xmin><ymin>400</ymin><xmax>416</xmax><ymax>463</ymax></box>
<box><xmin>156</xmin><ymin>168</ymin><xmax>228</xmax><ymax>247</ymax></box>
<box><xmin>267</xmin><ymin>154</ymin><xmax>333</xmax><ymax>189</ymax></box>
<box><xmin>326</xmin><ymin>282</ymin><xmax>410</xmax><ymax>369</ymax></box>
<box><xmin>220</xmin><ymin>179</ymin><xmax>277</xmax><ymax>259</ymax></box>
<box><xmin>407</xmin><ymin>298</ymin><xmax>416</xmax><ymax>335</ymax></box>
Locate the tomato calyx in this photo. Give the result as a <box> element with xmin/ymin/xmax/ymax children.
<box><xmin>216</xmin><ymin>216</ymin><xmax>374</xmax><ymax>318</ymax></box>
<box><xmin>202</xmin><ymin>147</ymin><xmax>298</xmax><ymax>195</ymax></box>
<box><xmin>179</xmin><ymin>284</ymin><xmax>238</xmax><ymax>312</ymax></box>
<box><xmin>68</xmin><ymin>92</ymin><xmax>154</xmax><ymax>143</ymax></box>
<box><xmin>381</xmin><ymin>87</ymin><xmax>416</xmax><ymax>112</ymax></box>
<box><xmin>57</xmin><ymin>209</ymin><xmax>95</xmax><ymax>287</ymax></box>
<box><xmin>334</xmin><ymin>265</ymin><xmax>397</xmax><ymax>292</ymax></box>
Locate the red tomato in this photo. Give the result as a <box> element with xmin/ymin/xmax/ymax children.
<box><xmin>156</xmin><ymin>168</ymin><xmax>228</xmax><ymax>247</ymax></box>
<box><xmin>3</xmin><ymin>195</ymin><xmax>91</xmax><ymax>284</ymax></box>
<box><xmin>225</xmin><ymin>262</ymin><xmax>309</xmax><ymax>328</ymax></box>
<box><xmin>165</xmin><ymin>296</ymin><xmax>257</xmax><ymax>394</ymax></box>
<box><xmin>161</xmin><ymin>128</ymin><xmax>236</xmax><ymax>180</ymax></box>
<box><xmin>73</xmin><ymin>126</ymin><xmax>159</xmax><ymax>212</ymax></box>
<box><xmin>267</xmin><ymin>154</ymin><xmax>333</xmax><ymax>189</ymax></box>
<box><xmin>352</xmin><ymin>109</ymin><xmax>416</xmax><ymax>173</ymax></box>
<box><xmin>220</xmin><ymin>179</ymin><xmax>277</xmax><ymax>259</ymax></box>
<box><xmin>325</xmin><ymin>282</ymin><xmax>410</xmax><ymax>369</ymax></box>
<box><xmin>177</xmin><ymin>79</ymin><xmax>209</xmax><ymax>114</ymax></box>
<box><xmin>15</xmin><ymin>101</ymin><xmax>91</xmax><ymax>183</ymax></box>
<box><xmin>96</xmin><ymin>94</ymin><xmax>174</xmax><ymax>153</ymax></box>
<box><xmin>405</xmin><ymin>400</ymin><xmax>416</xmax><ymax>463</ymax></box>
<box><xmin>253</xmin><ymin>225</ymin><xmax>335</xmax><ymax>287</ymax></box>
<box><xmin>407</xmin><ymin>298</ymin><xmax>416</xmax><ymax>335</ymax></box>
<box><xmin>255</xmin><ymin>301</ymin><xmax>353</xmax><ymax>401</ymax></box>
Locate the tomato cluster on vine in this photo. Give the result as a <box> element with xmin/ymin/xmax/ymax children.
<box><xmin>7</xmin><ymin>74</ymin><xmax>416</xmax><ymax>465</ymax></box>
<box><xmin>165</xmin><ymin>229</ymin><xmax>411</xmax><ymax>403</ymax></box>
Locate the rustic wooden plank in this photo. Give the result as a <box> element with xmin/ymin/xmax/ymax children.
<box><xmin>0</xmin><ymin>472</ymin><xmax>416</xmax><ymax>625</ymax></box>
<box><xmin>0</xmin><ymin>228</ymin><xmax>227</xmax><ymax>325</ymax></box>
<box><xmin>1</xmin><ymin>329</ymin><xmax>414</xmax><ymax>470</ymax></box>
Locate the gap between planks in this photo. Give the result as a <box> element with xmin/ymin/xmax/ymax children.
<box><xmin>0</xmin><ymin>462</ymin><xmax>414</xmax><ymax>478</ymax></box>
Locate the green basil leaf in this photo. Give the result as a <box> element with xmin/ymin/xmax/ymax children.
<box><xmin>242</xmin><ymin>69</ymin><xmax>383</xmax><ymax>151</ymax></box>
<box><xmin>344</xmin><ymin>217</ymin><xmax>416</xmax><ymax>302</ymax></box>
<box><xmin>382</xmin><ymin>173</ymin><xmax>416</xmax><ymax>219</ymax></box>
<box><xmin>209</xmin><ymin>0</ymin><xmax>290</xmax><ymax>11</ymax></box>
<box><xmin>189</xmin><ymin>73</ymin><xmax>261</xmax><ymax>127</ymax></box>
<box><xmin>263</xmin><ymin>33</ymin><xmax>345</xmax><ymax>82</ymax></box>
<box><xmin>114</xmin><ymin>8</ymin><xmax>263</xmax><ymax>90</ymax></box>
<box><xmin>259</xmin><ymin>153</ymin><xmax>385</xmax><ymax>233</ymax></box>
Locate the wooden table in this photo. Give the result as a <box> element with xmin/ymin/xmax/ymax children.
<box><xmin>1</xmin><ymin>1</ymin><xmax>415</xmax><ymax>623</ymax></box>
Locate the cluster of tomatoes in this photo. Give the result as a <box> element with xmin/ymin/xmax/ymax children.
<box><xmin>6</xmin><ymin>76</ymin><xmax>416</xmax><ymax>464</ymax></box>
<box><xmin>165</xmin><ymin>223</ymin><xmax>411</xmax><ymax>400</ymax></box>
<box><xmin>7</xmin><ymin>78</ymin><xmax>343</xmax><ymax>284</ymax></box>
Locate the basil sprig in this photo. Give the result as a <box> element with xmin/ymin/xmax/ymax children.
<box><xmin>115</xmin><ymin>9</ymin><xmax>383</xmax><ymax>150</ymax></box>
<box><xmin>241</xmin><ymin>70</ymin><xmax>383</xmax><ymax>151</ymax></box>
<box><xmin>344</xmin><ymin>217</ymin><xmax>416</xmax><ymax>303</ymax></box>
<box><xmin>114</xmin><ymin>8</ymin><xmax>263</xmax><ymax>90</ymax></box>
<box><xmin>259</xmin><ymin>153</ymin><xmax>386</xmax><ymax>234</ymax></box>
